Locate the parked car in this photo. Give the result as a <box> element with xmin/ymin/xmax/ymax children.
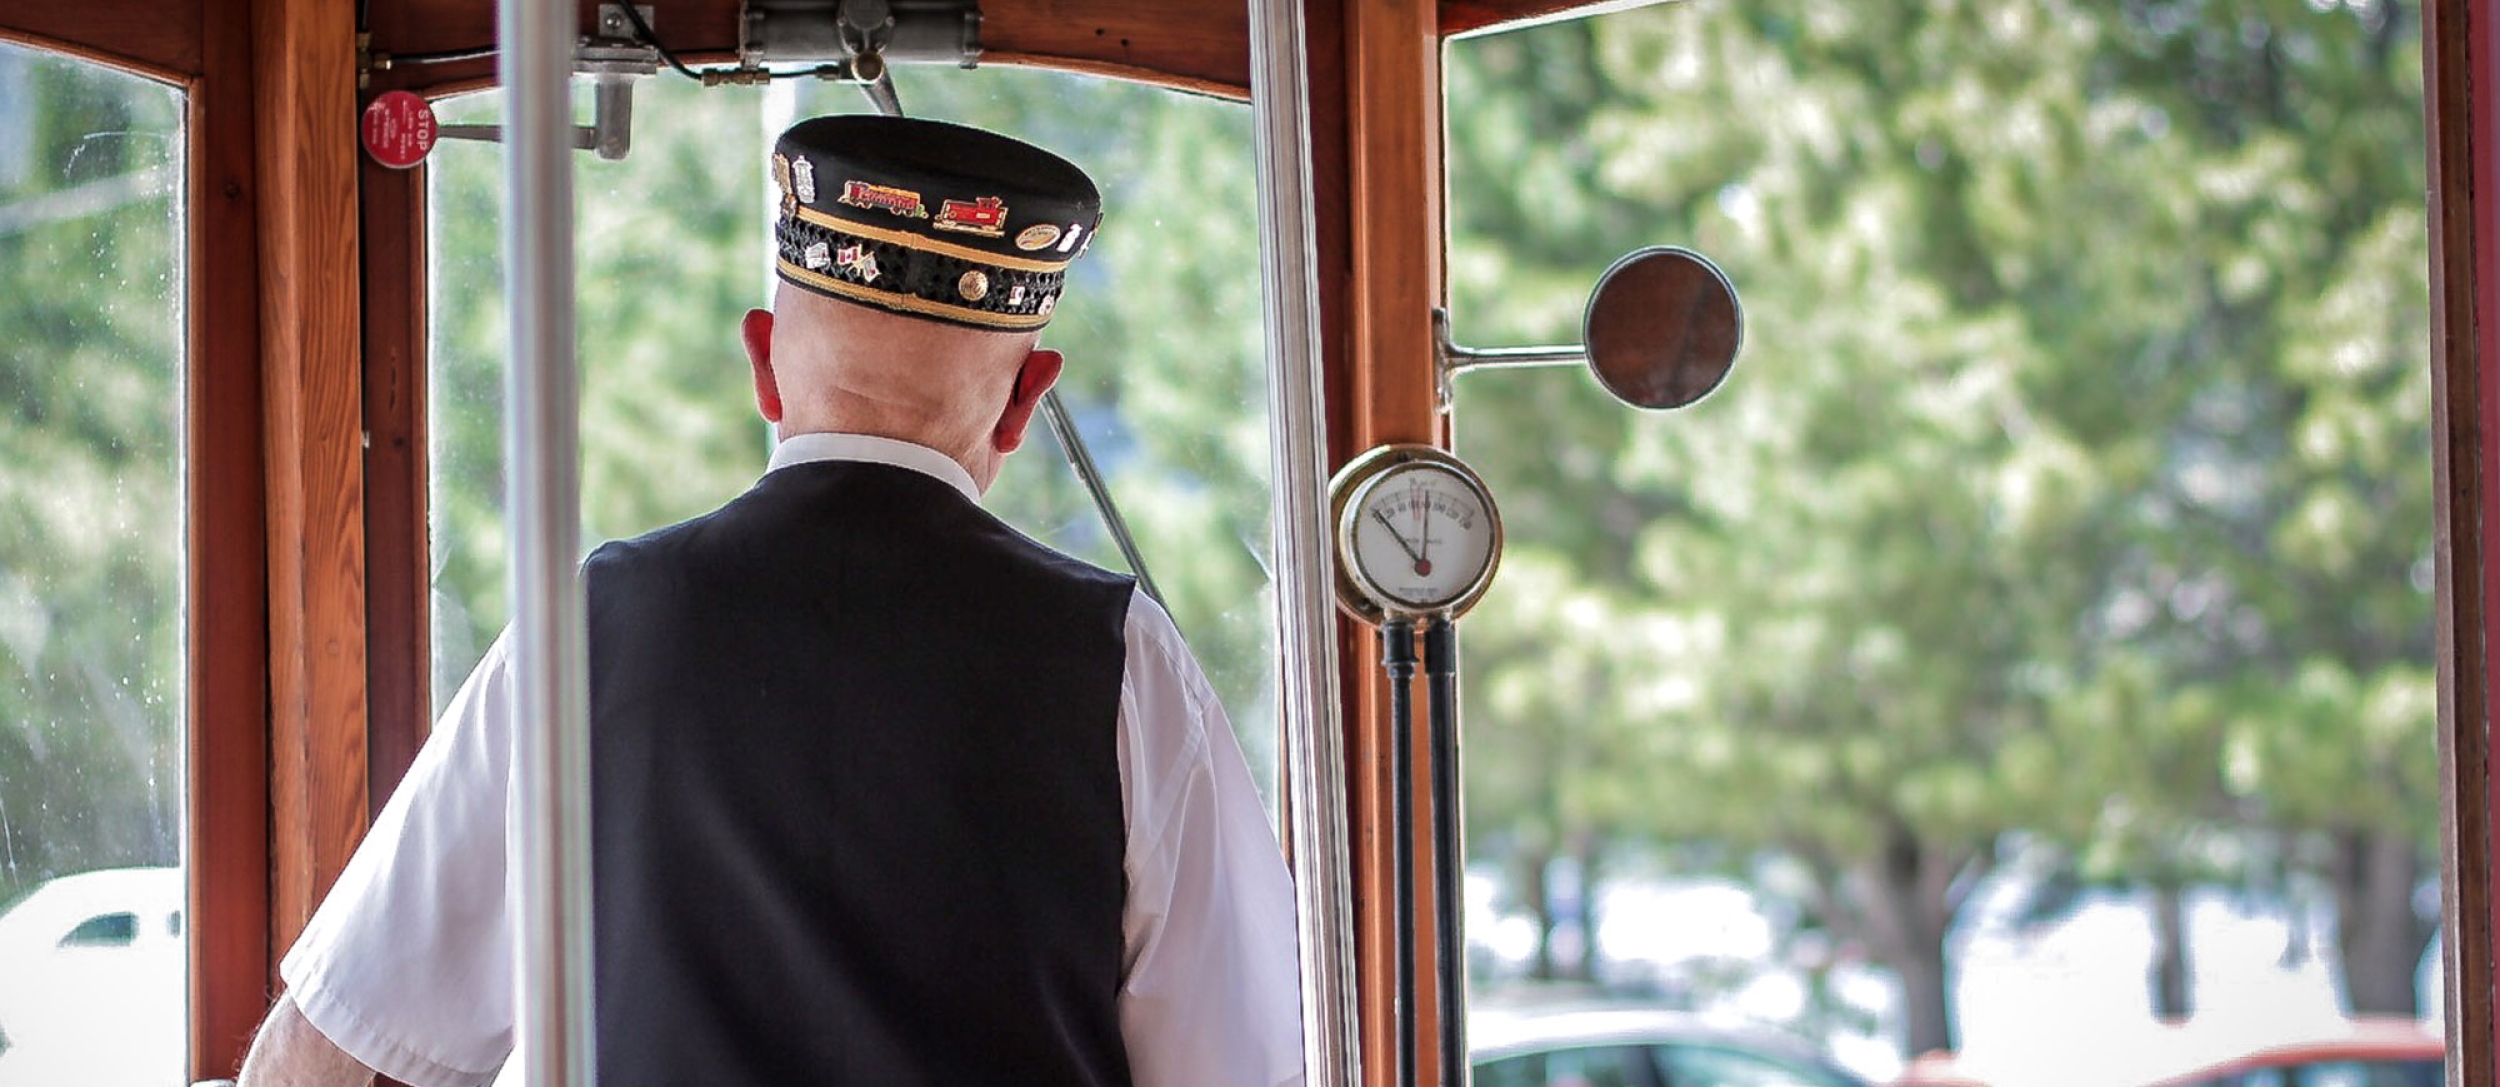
<box><xmin>2123</xmin><ymin>1017</ymin><xmax>2444</xmax><ymax>1087</ymax></box>
<box><xmin>1472</xmin><ymin>1002</ymin><xmax>1872</xmax><ymax>1087</ymax></box>
<box><xmin>0</xmin><ymin>866</ymin><xmax>186</xmax><ymax>1087</ymax></box>
<box><xmin>1887</xmin><ymin>1016</ymin><xmax>2447</xmax><ymax>1087</ymax></box>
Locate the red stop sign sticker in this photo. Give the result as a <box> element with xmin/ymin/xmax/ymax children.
<box><xmin>361</xmin><ymin>90</ymin><xmax>439</xmax><ymax>169</ymax></box>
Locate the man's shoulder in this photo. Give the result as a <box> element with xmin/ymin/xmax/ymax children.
<box><xmin>984</xmin><ymin>523</ymin><xmax>1137</xmax><ymax>597</ymax></box>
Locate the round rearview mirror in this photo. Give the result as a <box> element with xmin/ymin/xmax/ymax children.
<box><xmin>1583</xmin><ymin>246</ymin><xmax>1743</xmax><ymax>410</ymax></box>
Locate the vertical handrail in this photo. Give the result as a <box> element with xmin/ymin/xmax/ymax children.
<box><xmin>1246</xmin><ymin>0</ymin><xmax>1360</xmax><ymax>1084</ymax></box>
<box><xmin>499</xmin><ymin>0</ymin><xmax>597</xmax><ymax>1082</ymax></box>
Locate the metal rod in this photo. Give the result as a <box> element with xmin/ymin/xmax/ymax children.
<box><xmin>437</xmin><ymin>123</ymin><xmax>601</xmax><ymax>150</ymax></box>
<box><xmin>1423</xmin><ymin>619</ymin><xmax>1467</xmax><ymax>1087</ymax></box>
<box><xmin>1382</xmin><ymin>622</ymin><xmax>1419</xmax><ymax>1087</ymax></box>
<box><xmin>842</xmin><ymin>57</ymin><xmax>1160</xmax><ymax>613</ymax></box>
<box><xmin>1247</xmin><ymin>0</ymin><xmax>1358</xmax><ymax>1080</ymax></box>
<box><xmin>1038</xmin><ymin>390</ymin><xmax>1167</xmax><ymax>607</ymax></box>
<box><xmin>1431</xmin><ymin>306</ymin><xmax>1586</xmax><ymax>410</ymax></box>
<box><xmin>500</xmin><ymin>0</ymin><xmax>596</xmax><ymax>1079</ymax></box>
<box><xmin>1444</xmin><ymin>347</ymin><xmax>1586</xmax><ymax>374</ymax></box>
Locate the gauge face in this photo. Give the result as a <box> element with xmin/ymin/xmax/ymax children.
<box><xmin>1338</xmin><ymin>455</ymin><xmax>1502</xmax><ymax>619</ymax></box>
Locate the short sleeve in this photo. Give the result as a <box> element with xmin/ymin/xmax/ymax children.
<box><xmin>279</xmin><ymin>634</ymin><xmax>518</xmax><ymax>1087</ymax></box>
<box><xmin>1116</xmin><ymin>591</ymin><xmax>1307</xmax><ymax>1087</ymax></box>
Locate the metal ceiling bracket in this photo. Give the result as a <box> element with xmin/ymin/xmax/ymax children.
<box><xmin>740</xmin><ymin>0</ymin><xmax>982</xmax><ymax>82</ymax></box>
<box><xmin>435</xmin><ymin>5</ymin><xmax>660</xmax><ymax>162</ymax></box>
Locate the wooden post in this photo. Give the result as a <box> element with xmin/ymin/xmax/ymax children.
<box><xmin>362</xmin><ymin>156</ymin><xmax>433</xmax><ymax>813</ymax></box>
<box><xmin>191</xmin><ymin>0</ymin><xmax>274</xmax><ymax>1074</ymax></box>
<box><xmin>253</xmin><ymin>0</ymin><xmax>369</xmax><ymax>954</ymax></box>
<box><xmin>2430</xmin><ymin>0</ymin><xmax>2497</xmax><ymax>1079</ymax></box>
<box><xmin>1334</xmin><ymin>1</ymin><xmax>1450</xmax><ymax>1084</ymax></box>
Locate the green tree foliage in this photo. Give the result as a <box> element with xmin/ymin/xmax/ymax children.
<box><xmin>1447</xmin><ymin>0</ymin><xmax>2430</xmax><ymax>1055</ymax></box>
<box><xmin>0</xmin><ymin>47</ymin><xmax>185</xmax><ymax>907</ymax></box>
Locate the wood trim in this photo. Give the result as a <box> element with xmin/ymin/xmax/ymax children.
<box><xmin>1437</xmin><ymin>0</ymin><xmax>1657</xmax><ymax>40</ymax></box>
<box><xmin>360</xmin><ymin>0</ymin><xmax>1254</xmax><ymax>99</ymax></box>
<box><xmin>1332</xmin><ymin>2</ymin><xmax>1450</xmax><ymax>1086</ymax></box>
<box><xmin>0</xmin><ymin>4</ymin><xmax>200</xmax><ymax>79</ymax></box>
<box><xmin>190</xmin><ymin>0</ymin><xmax>272</xmax><ymax>1074</ymax></box>
<box><xmin>362</xmin><ymin>159</ymin><xmax>432</xmax><ymax>813</ymax></box>
<box><xmin>2436</xmin><ymin>0</ymin><xmax>2500</xmax><ymax>1076</ymax></box>
<box><xmin>255</xmin><ymin>0</ymin><xmax>370</xmax><ymax>953</ymax></box>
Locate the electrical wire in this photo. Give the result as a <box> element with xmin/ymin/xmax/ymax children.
<box><xmin>614</xmin><ymin>1</ymin><xmax>702</xmax><ymax>80</ymax></box>
<box><xmin>382</xmin><ymin>46</ymin><xmax>500</xmax><ymax>67</ymax></box>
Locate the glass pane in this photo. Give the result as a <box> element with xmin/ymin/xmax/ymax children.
<box><xmin>0</xmin><ymin>42</ymin><xmax>188</xmax><ymax>1087</ymax></box>
<box><xmin>426</xmin><ymin>74</ymin><xmax>1278</xmax><ymax>811</ymax></box>
<box><xmin>1446</xmin><ymin>3</ymin><xmax>2435</xmax><ymax>1084</ymax></box>
<box><xmin>1655</xmin><ymin>1044</ymin><xmax>1853</xmax><ymax>1087</ymax></box>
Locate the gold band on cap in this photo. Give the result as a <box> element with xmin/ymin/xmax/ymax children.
<box><xmin>791</xmin><ymin>204</ymin><xmax>1072</xmax><ymax>275</ymax></box>
<box><xmin>777</xmin><ymin>258</ymin><xmax>1056</xmax><ymax>331</ymax></box>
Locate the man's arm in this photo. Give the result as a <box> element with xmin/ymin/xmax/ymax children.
<box><xmin>1117</xmin><ymin>592</ymin><xmax>1307</xmax><ymax>1087</ymax></box>
<box><xmin>236</xmin><ymin>995</ymin><xmax>378</xmax><ymax>1087</ymax></box>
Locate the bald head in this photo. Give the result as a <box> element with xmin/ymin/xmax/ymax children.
<box><xmin>740</xmin><ymin>286</ymin><xmax>1064</xmax><ymax>491</ymax></box>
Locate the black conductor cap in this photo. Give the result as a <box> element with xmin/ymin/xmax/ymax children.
<box><xmin>769</xmin><ymin>114</ymin><xmax>1103</xmax><ymax>332</ymax></box>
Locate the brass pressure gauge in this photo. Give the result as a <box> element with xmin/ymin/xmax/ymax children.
<box><xmin>1328</xmin><ymin>444</ymin><xmax>1504</xmax><ymax>623</ymax></box>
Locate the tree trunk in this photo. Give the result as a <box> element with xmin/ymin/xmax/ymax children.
<box><xmin>2149</xmin><ymin>881</ymin><xmax>2193</xmax><ymax>1021</ymax></box>
<box><xmin>1516</xmin><ymin>846</ymin><xmax>1556</xmax><ymax>981</ymax></box>
<box><xmin>1894</xmin><ymin>947</ymin><xmax>1954</xmax><ymax>1058</ymax></box>
<box><xmin>2331</xmin><ymin>826</ymin><xmax>2433</xmax><ymax>1016</ymax></box>
<box><xmin>1569</xmin><ymin>829</ymin><xmax>1605</xmax><ymax>982</ymax></box>
<box><xmin>1807</xmin><ymin>826</ymin><xmax>1990</xmax><ymax>1059</ymax></box>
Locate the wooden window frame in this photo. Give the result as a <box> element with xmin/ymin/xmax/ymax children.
<box><xmin>0</xmin><ymin>5</ymin><xmax>276</xmax><ymax>1081</ymax></box>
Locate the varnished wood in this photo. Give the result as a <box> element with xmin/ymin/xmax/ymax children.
<box><xmin>1333</xmin><ymin>1</ymin><xmax>1451</xmax><ymax>1085</ymax></box>
<box><xmin>0</xmin><ymin>4</ymin><xmax>199</xmax><ymax>78</ymax></box>
<box><xmin>362</xmin><ymin>160</ymin><xmax>433</xmax><ymax>813</ymax></box>
<box><xmin>1438</xmin><ymin>0</ymin><xmax>1659</xmax><ymax>39</ymax></box>
<box><xmin>190</xmin><ymin>0</ymin><xmax>273</xmax><ymax>1074</ymax></box>
<box><xmin>2430</xmin><ymin>0</ymin><xmax>2497</xmax><ymax>1079</ymax></box>
<box><xmin>255</xmin><ymin>0</ymin><xmax>370</xmax><ymax>954</ymax></box>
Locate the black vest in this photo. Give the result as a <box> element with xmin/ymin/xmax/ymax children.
<box><xmin>584</xmin><ymin>460</ymin><xmax>1138</xmax><ymax>1087</ymax></box>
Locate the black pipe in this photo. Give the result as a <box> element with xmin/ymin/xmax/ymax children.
<box><xmin>1381</xmin><ymin>619</ymin><xmax>1419</xmax><ymax>1087</ymax></box>
<box><xmin>1423</xmin><ymin>618</ymin><xmax>1467</xmax><ymax>1087</ymax></box>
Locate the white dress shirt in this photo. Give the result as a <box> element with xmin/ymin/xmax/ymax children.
<box><xmin>280</xmin><ymin>432</ymin><xmax>1306</xmax><ymax>1087</ymax></box>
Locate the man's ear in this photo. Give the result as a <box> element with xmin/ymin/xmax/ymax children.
<box><xmin>741</xmin><ymin>308</ymin><xmax>782</xmax><ymax>424</ymax></box>
<box><xmin>992</xmin><ymin>348</ymin><xmax>1065</xmax><ymax>455</ymax></box>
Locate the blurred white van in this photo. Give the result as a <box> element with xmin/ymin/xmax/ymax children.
<box><xmin>0</xmin><ymin>866</ymin><xmax>186</xmax><ymax>1087</ymax></box>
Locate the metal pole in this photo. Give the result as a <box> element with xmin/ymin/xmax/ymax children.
<box><xmin>1038</xmin><ymin>391</ymin><xmax>1169</xmax><ymax>608</ymax></box>
<box><xmin>1423</xmin><ymin>620</ymin><xmax>1468</xmax><ymax>1087</ymax></box>
<box><xmin>499</xmin><ymin>0</ymin><xmax>597</xmax><ymax>1081</ymax></box>
<box><xmin>1246</xmin><ymin>0</ymin><xmax>1359</xmax><ymax>1083</ymax></box>
<box><xmin>1383</xmin><ymin>623</ymin><xmax>1419</xmax><ymax>1087</ymax></box>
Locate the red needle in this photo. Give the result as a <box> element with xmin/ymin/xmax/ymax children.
<box><xmin>1417</xmin><ymin>486</ymin><xmax>1434</xmax><ymax>571</ymax></box>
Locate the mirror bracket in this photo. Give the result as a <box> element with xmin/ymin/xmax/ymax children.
<box><xmin>1432</xmin><ymin>307</ymin><xmax>1587</xmax><ymax>412</ymax></box>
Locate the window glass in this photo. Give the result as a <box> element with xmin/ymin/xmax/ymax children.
<box><xmin>1474</xmin><ymin>1045</ymin><xmax>1655</xmax><ymax>1087</ymax></box>
<box><xmin>0</xmin><ymin>41</ymin><xmax>188</xmax><ymax>1087</ymax></box>
<box><xmin>58</xmin><ymin>913</ymin><xmax>139</xmax><ymax>949</ymax></box>
<box><xmin>1654</xmin><ymin>1044</ymin><xmax>1849</xmax><ymax>1087</ymax></box>
<box><xmin>426</xmin><ymin>72</ymin><xmax>1278</xmax><ymax>810</ymax></box>
<box><xmin>1447</xmin><ymin>2</ymin><xmax>2434</xmax><ymax>1083</ymax></box>
<box><xmin>1479</xmin><ymin>1054</ymin><xmax>1549</xmax><ymax>1087</ymax></box>
<box><xmin>2297</xmin><ymin>1059</ymin><xmax>2442</xmax><ymax>1087</ymax></box>
<box><xmin>1545</xmin><ymin>1044</ymin><xmax>1644</xmax><ymax>1087</ymax></box>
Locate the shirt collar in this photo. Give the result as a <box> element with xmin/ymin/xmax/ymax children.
<box><xmin>766</xmin><ymin>432</ymin><xmax>982</xmax><ymax>503</ymax></box>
